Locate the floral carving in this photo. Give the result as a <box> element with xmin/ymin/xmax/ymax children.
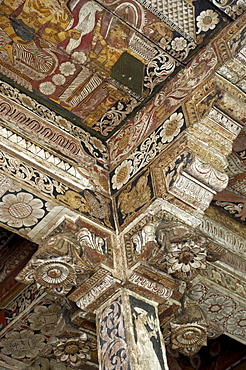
<box><xmin>39</xmin><ymin>81</ymin><xmax>56</xmax><ymax>95</ymax></box>
<box><xmin>225</xmin><ymin>310</ymin><xmax>246</xmax><ymax>337</ymax></box>
<box><xmin>0</xmin><ymin>192</ymin><xmax>45</xmax><ymax>228</ymax></box>
<box><xmin>28</xmin><ymin>304</ymin><xmax>62</xmax><ymax>335</ymax></box>
<box><xmin>52</xmin><ymin>74</ymin><xmax>66</xmax><ymax>85</ymax></box>
<box><xmin>72</xmin><ymin>51</ymin><xmax>87</xmax><ymax>64</ymax></box>
<box><xmin>170</xmin><ymin>322</ymin><xmax>207</xmax><ymax>356</ymax></box>
<box><xmin>53</xmin><ymin>335</ymin><xmax>92</xmax><ymax>368</ymax></box>
<box><xmin>17</xmin><ymin>255</ymin><xmax>84</xmax><ymax>295</ymax></box>
<box><xmin>201</xmin><ymin>294</ymin><xmax>236</xmax><ymax>321</ymax></box>
<box><xmin>0</xmin><ymin>330</ymin><xmax>45</xmax><ymax>359</ymax></box>
<box><xmin>160</xmin><ymin>112</ymin><xmax>184</xmax><ymax>143</ymax></box>
<box><xmin>111</xmin><ymin>160</ymin><xmax>132</xmax><ymax>190</ymax></box>
<box><xmin>110</xmin><ymin>108</ymin><xmax>186</xmax><ymax>192</ymax></box>
<box><xmin>165</xmin><ymin>241</ymin><xmax>207</xmax><ymax>280</ymax></box>
<box><xmin>59</xmin><ymin>62</ymin><xmax>76</xmax><ymax>76</ymax></box>
<box><xmin>16</xmin><ymin>222</ymin><xmax>110</xmax><ymax>295</ymax></box>
<box><xmin>171</xmin><ymin>37</ymin><xmax>188</xmax><ymax>51</ymax></box>
<box><xmin>196</xmin><ymin>10</ymin><xmax>220</xmax><ymax>33</ymax></box>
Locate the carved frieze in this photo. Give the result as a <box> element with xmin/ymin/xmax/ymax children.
<box><xmin>68</xmin><ymin>268</ymin><xmax>121</xmax><ymax>312</ymax></box>
<box><xmin>125</xmin><ymin>264</ymin><xmax>178</xmax><ymax>303</ymax></box>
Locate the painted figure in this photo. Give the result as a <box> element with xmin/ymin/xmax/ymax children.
<box><xmin>0</xmin><ymin>0</ymin><xmax>81</xmax><ymax>63</ymax></box>
<box><xmin>133</xmin><ymin>307</ymin><xmax>163</xmax><ymax>370</ymax></box>
<box><xmin>90</xmin><ymin>14</ymin><xmax>129</xmax><ymax>74</ymax></box>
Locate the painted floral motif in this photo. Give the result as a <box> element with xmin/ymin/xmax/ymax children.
<box><xmin>53</xmin><ymin>335</ymin><xmax>91</xmax><ymax>368</ymax></box>
<box><xmin>28</xmin><ymin>304</ymin><xmax>61</xmax><ymax>335</ymax></box>
<box><xmin>225</xmin><ymin>0</ymin><xmax>246</xmax><ymax>18</ymax></box>
<box><xmin>111</xmin><ymin>160</ymin><xmax>132</xmax><ymax>190</ymax></box>
<box><xmin>231</xmin><ymin>0</ymin><xmax>246</xmax><ymax>15</ymax></box>
<box><xmin>0</xmin><ymin>192</ymin><xmax>45</xmax><ymax>228</ymax></box>
<box><xmin>52</xmin><ymin>74</ymin><xmax>66</xmax><ymax>85</ymax></box>
<box><xmin>166</xmin><ymin>241</ymin><xmax>207</xmax><ymax>280</ymax></box>
<box><xmin>59</xmin><ymin>62</ymin><xmax>76</xmax><ymax>76</ymax></box>
<box><xmin>225</xmin><ymin>310</ymin><xmax>246</xmax><ymax>336</ymax></box>
<box><xmin>171</xmin><ymin>37</ymin><xmax>188</xmax><ymax>51</ymax></box>
<box><xmin>72</xmin><ymin>51</ymin><xmax>87</xmax><ymax>64</ymax></box>
<box><xmin>160</xmin><ymin>112</ymin><xmax>184</xmax><ymax>143</ymax></box>
<box><xmin>0</xmin><ymin>330</ymin><xmax>45</xmax><ymax>359</ymax></box>
<box><xmin>39</xmin><ymin>81</ymin><xmax>56</xmax><ymax>95</ymax></box>
<box><xmin>196</xmin><ymin>10</ymin><xmax>219</xmax><ymax>33</ymax></box>
<box><xmin>19</xmin><ymin>94</ymin><xmax>36</xmax><ymax>110</ymax></box>
<box><xmin>201</xmin><ymin>295</ymin><xmax>236</xmax><ymax>321</ymax></box>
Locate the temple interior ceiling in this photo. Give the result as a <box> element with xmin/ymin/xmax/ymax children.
<box><xmin>0</xmin><ymin>0</ymin><xmax>245</xmax><ymax>369</ymax></box>
<box><xmin>0</xmin><ymin>0</ymin><xmax>233</xmax><ymax>139</ymax></box>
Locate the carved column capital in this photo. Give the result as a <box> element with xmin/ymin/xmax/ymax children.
<box><xmin>126</xmin><ymin>215</ymin><xmax>223</xmax><ymax>284</ymax></box>
<box><xmin>16</xmin><ymin>218</ymin><xmax>113</xmax><ymax>296</ymax></box>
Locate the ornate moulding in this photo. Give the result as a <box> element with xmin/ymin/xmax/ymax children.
<box><xmin>112</xmin><ymin>102</ymin><xmax>242</xmax><ymax>230</ymax></box>
<box><xmin>188</xmin><ymin>281</ymin><xmax>246</xmax><ymax>346</ymax></box>
<box><xmin>0</xmin><ymin>125</ymin><xmax>95</xmax><ymax>192</ymax></box>
<box><xmin>0</xmin><ymin>147</ymin><xmax>114</xmax><ymax>230</ymax></box>
<box><xmin>0</xmin><ymin>8</ymin><xmax>245</xmax><ymax>369</ymax></box>
<box><xmin>124</xmin><ymin>211</ymin><xmax>223</xmax><ymax>280</ymax></box>
<box><xmin>0</xmin><ymin>81</ymin><xmax>109</xmax><ymax>168</ymax></box>
<box><xmin>108</xmin><ymin>14</ymin><xmax>246</xmax><ymax>168</ymax></box>
<box><xmin>200</xmin><ymin>215</ymin><xmax>246</xmax><ymax>258</ymax></box>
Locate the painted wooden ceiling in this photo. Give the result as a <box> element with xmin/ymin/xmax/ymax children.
<box><xmin>0</xmin><ymin>0</ymin><xmax>232</xmax><ymax>139</ymax></box>
<box><xmin>0</xmin><ymin>1</ymin><xmax>245</xmax><ymax>368</ymax></box>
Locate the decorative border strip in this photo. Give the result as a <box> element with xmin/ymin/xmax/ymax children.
<box><xmin>110</xmin><ymin>107</ymin><xmax>186</xmax><ymax>193</ymax></box>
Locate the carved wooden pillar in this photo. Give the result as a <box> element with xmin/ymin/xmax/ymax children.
<box><xmin>96</xmin><ymin>289</ymin><xmax>169</xmax><ymax>370</ymax></box>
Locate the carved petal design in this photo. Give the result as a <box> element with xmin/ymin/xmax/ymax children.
<box><xmin>17</xmin><ymin>256</ymin><xmax>84</xmax><ymax>295</ymax></box>
<box><xmin>170</xmin><ymin>322</ymin><xmax>207</xmax><ymax>356</ymax></box>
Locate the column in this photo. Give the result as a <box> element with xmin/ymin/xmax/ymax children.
<box><xmin>96</xmin><ymin>289</ymin><xmax>169</xmax><ymax>370</ymax></box>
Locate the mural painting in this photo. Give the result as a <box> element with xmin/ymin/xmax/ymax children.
<box><xmin>0</xmin><ymin>0</ymin><xmax>226</xmax><ymax>138</ymax></box>
<box><xmin>129</xmin><ymin>294</ymin><xmax>167</xmax><ymax>369</ymax></box>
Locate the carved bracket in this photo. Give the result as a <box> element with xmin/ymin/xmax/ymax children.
<box><xmin>16</xmin><ymin>218</ymin><xmax>113</xmax><ymax>296</ymax></box>
<box><xmin>128</xmin><ymin>218</ymin><xmax>224</xmax><ymax>282</ymax></box>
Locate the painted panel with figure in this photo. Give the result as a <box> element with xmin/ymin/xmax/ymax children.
<box><xmin>0</xmin><ymin>0</ymin><xmax>227</xmax><ymax>138</ymax></box>
<box><xmin>129</xmin><ymin>294</ymin><xmax>168</xmax><ymax>369</ymax></box>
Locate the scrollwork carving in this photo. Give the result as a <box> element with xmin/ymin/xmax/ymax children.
<box><xmin>131</xmin><ymin>222</ymin><xmax>157</xmax><ymax>255</ymax></box>
<box><xmin>164</xmin><ymin>301</ymin><xmax>209</xmax><ymax>356</ymax></box>
<box><xmin>77</xmin><ymin>228</ymin><xmax>107</xmax><ymax>255</ymax></box>
<box><xmin>170</xmin><ymin>322</ymin><xmax>207</xmax><ymax>356</ymax></box>
<box><xmin>16</xmin><ymin>224</ymin><xmax>109</xmax><ymax>295</ymax></box>
<box><xmin>16</xmin><ymin>255</ymin><xmax>84</xmax><ymax>295</ymax></box>
<box><xmin>129</xmin><ymin>219</ymin><xmax>224</xmax><ymax>282</ymax></box>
